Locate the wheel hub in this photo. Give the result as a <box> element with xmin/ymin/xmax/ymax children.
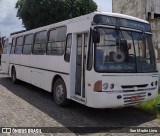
<box><xmin>56</xmin><ymin>85</ymin><xmax>64</xmax><ymax>102</ymax></box>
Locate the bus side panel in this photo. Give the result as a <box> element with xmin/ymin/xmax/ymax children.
<box><xmin>10</xmin><ymin>54</ymin><xmax>71</xmax><ymax>98</ymax></box>
<box><xmin>31</xmin><ymin>69</ymin><xmax>44</xmax><ymax>89</ymax></box>
<box><xmin>43</xmin><ymin>72</ymin><xmax>70</xmax><ymax>98</ymax></box>
<box><xmin>67</xmin><ymin>19</ymin><xmax>91</xmax><ymax>33</ymax></box>
<box><xmin>1</xmin><ymin>54</ymin><xmax>8</xmax><ymax>73</ymax></box>
<box><xmin>20</xmin><ymin>55</ymin><xmax>32</xmax><ymax>83</ymax></box>
<box><xmin>28</xmin><ymin>55</ymin><xmax>71</xmax><ymax>96</ymax></box>
<box><xmin>21</xmin><ymin>66</ymin><xmax>32</xmax><ymax>84</ymax></box>
<box><xmin>10</xmin><ymin>55</ymin><xmax>22</xmax><ymax>80</ymax></box>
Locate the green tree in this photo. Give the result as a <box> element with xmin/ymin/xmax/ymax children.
<box><xmin>16</xmin><ymin>0</ymin><xmax>97</xmax><ymax>30</ymax></box>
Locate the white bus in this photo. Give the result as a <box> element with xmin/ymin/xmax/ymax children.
<box><xmin>1</xmin><ymin>12</ymin><xmax>158</xmax><ymax>108</ymax></box>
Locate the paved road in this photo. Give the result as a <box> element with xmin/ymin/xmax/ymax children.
<box><xmin>0</xmin><ymin>73</ymin><xmax>160</xmax><ymax>136</ymax></box>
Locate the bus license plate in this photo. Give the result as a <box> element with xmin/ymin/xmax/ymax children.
<box><xmin>131</xmin><ymin>96</ymin><xmax>141</xmax><ymax>101</ymax></box>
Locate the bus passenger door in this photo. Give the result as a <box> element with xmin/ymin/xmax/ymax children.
<box><xmin>75</xmin><ymin>33</ymin><xmax>88</xmax><ymax>99</ymax></box>
<box><xmin>1</xmin><ymin>38</ymin><xmax>11</xmax><ymax>74</ymax></box>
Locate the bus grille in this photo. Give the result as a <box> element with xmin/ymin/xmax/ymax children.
<box><xmin>121</xmin><ymin>84</ymin><xmax>148</xmax><ymax>89</ymax></box>
<box><xmin>121</xmin><ymin>84</ymin><xmax>148</xmax><ymax>93</ymax></box>
<box><xmin>123</xmin><ymin>92</ymin><xmax>146</xmax><ymax>106</ymax></box>
<box><xmin>120</xmin><ymin>84</ymin><xmax>156</xmax><ymax>93</ymax></box>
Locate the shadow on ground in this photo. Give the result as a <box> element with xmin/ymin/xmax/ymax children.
<box><xmin>0</xmin><ymin>76</ymin><xmax>157</xmax><ymax>134</ymax></box>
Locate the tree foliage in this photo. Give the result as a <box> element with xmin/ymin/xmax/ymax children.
<box><xmin>16</xmin><ymin>0</ymin><xmax>97</xmax><ymax>30</ymax></box>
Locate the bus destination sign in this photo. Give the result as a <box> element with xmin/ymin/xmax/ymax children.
<box><xmin>93</xmin><ymin>15</ymin><xmax>151</xmax><ymax>32</ymax></box>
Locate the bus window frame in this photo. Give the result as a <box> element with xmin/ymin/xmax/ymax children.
<box><xmin>23</xmin><ymin>33</ymin><xmax>35</xmax><ymax>55</ymax></box>
<box><xmin>87</xmin><ymin>28</ymin><xmax>93</xmax><ymax>71</ymax></box>
<box><xmin>32</xmin><ymin>30</ymin><xmax>48</xmax><ymax>55</ymax></box>
<box><xmin>64</xmin><ymin>33</ymin><xmax>72</xmax><ymax>62</ymax></box>
<box><xmin>2</xmin><ymin>39</ymin><xmax>9</xmax><ymax>54</ymax></box>
<box><xmin>10</xmin><ymin>38</ymin><xmax>16</xmax><ymax>54</ymax></box>
<box><xmin>15</xmin><ymin>36</ymin><xmax>24</xmax><ymax>54</ymax></box>
<box><xmin>46</xmin><ymin>26</ymin><xmax>67</xmax><ymax>56</ymax></box>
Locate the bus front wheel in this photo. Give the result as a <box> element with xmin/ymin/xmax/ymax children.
<box><xmin>53</xmin><ymin>78</ymin><xmax>69</xmax><ymax>106</ymax></box>
<box><xmin>11</xmin><ymin>67</ymin><xmax>18</xmax><ymax>84</ymax></box>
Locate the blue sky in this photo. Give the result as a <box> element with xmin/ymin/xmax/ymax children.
<box><xmin>0</xmin><ymin>0</ymin><xmax>112</xmax><ymax>36</ymax></box>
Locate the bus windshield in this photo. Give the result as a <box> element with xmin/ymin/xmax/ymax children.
<box><xmin>94</xmin><ymin>27</ymin><xmax>157</xmax><ymax>73</ymax></box>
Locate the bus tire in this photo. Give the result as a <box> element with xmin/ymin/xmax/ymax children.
<box><xmin>53</xmin><ymin>78</ymin><xmax>69</xmax><ymax>107</ymax></box>
<box><xmin>11</xmin><ymin>67</ymin><xmax>18</xmax><ymax>84</ymax></box>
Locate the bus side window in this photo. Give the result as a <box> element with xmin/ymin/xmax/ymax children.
<box><xmin>11</xmin><ymin>38</ymin><xmax>16</xmax><ymax>54</ymax></box>
<box><xmin>23</xmin><ymin>34</ymin><xmax>34</xmax><ymax>54</ymax></box>
<box><xmin>64</xmin><ymin>34</ymin><xmax>72</xmax><ymax>62</ymax></box>
<box><xmin>47</xmin><ymin>26</ymin><xmax>66</xmax><ymax>56</ymax></box>
<box><xmin>33</xmin><ymin>31</ymin><xmax>47</xmax><ymax>55</ymax></box>
<box><xmin>84</xmin><ymin>33</ymin><xmax>88</xmax><ymax>58</ymax></box>
<box><xmin>2</xmin><ymin>39</ymin><xmax>8</xmax><ymax>54</ymax></box>
<box><xmin>15</xmin><ymin>36</ymin><xmax>23</xmax><ymax>54</ymax></box>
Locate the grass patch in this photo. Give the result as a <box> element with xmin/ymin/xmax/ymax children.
<box><xmin>137</xmin><ymin>93</ymin><xmax>160</xmax><ymax>119</ymax></box>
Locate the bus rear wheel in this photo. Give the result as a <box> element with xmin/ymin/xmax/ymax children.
<box><xmin>53</xmin><ymin>78</ymin><xmax>69</xmax><ymax>107</ymax></box>
<box><xmin>11</xmin><ymin>67</ymin><xmax>18</xmax><ymax>84</ymax></box>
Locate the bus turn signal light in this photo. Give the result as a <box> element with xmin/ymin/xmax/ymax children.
<box><xmin>94</xmin><ymin>80</ymin><xmax>102</xmax><ymax>92</ymax></box>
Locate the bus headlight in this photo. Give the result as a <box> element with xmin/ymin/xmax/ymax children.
<box><xmin>94</xmin><ymin>80</ymin><xmax>102</xmax><ymax>92</ymax></box>
<box><xmin>103</xmin><ymin>83</ymin><xmax>109</xmax><ymax>90</ymax></box>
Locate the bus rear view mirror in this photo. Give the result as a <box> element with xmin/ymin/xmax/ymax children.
<box><xmin>92</xmin><ymin>30</ymin><xmax>100</xmax><ymax>43</ymax></box>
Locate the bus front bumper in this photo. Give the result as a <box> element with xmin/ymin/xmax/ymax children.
<box><xmin>86</xmin><ymin>88</ymin><xmax>158</xmax><ymax>108</ymax></box>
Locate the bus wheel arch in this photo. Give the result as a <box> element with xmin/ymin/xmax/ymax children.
<box><xmin>11</xmin><ymin>66</ymin><xmax>18</xmax><ymax>84</ymax></box>
<box><xmin>52</xmin><ymin>75</ymin><xmax>69</xmax><ymax>106</ymax></box>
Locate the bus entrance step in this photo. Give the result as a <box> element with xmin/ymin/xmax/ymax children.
<box><xmin>71</xmin><ymin>96</ymin><xmax>85</xmax><ymax>104</ymax></box>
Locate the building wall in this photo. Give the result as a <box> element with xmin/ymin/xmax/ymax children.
<box><xmin>149</xmin><ymin>19</ymin><xmax>160</xmax><ymax>62</ymax></box>
<box><xmin>113</xmin><ymin>0</ymin><xmax>160</xmax><ymax>20</ymax></box>
<box><xmin>112</xmin><ymin>0</ymin><xmax>146</xmax><ymax>20</ymax></box>
<box><xmin>146</xmin><ymin>0</ymin><xmax>160</xmax><ymax>16</ymax></box>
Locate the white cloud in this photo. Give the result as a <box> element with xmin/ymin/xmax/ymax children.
<box><xmin>0</xmin><ymin>0</ymin><xmax>112</xmax><ymax>36</ymax></box>
<box><xmin>0</xmin><ymin>0</ymin><xmax>24</xmax><ymax>36</ymax></box>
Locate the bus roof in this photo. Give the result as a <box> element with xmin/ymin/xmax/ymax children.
<box><xmin>96</xmin><ymin>12</ymin><xmax>149</xmax><ymax>24</ymax></box>
<box><xmin>10</xmin><ymin>12</ymin><xmax>149</xmax><ymax>38</ymax></box>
